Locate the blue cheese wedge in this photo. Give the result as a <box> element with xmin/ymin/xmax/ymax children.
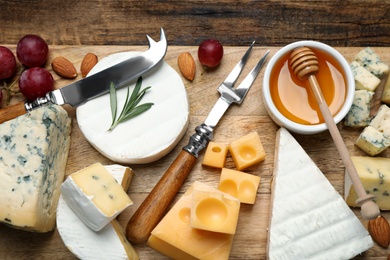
<box><xmin>268</xmin><ymin>128</ymin><xmax>373</xmax><ymax>259</ymax></box>
<box><xmin>344</xmin><ymin>89</ymin><xmax>374</xmax><ymax>127</ymax></box>
<box><xmin>350</xmin><ymin>61</ymin><xmax>381</xmax><ymax>92</ymax></box>
<box><xmin>355</xmin><ymin>126</ymin><xmax>390</xmax><ymax>156</ymax></box>
<box><xmin>355</xmin><ymin>47</ymin><xmax>389</xmax><ymax>77</ymax></box>
<box><xmin>0</xmin><ymin>105</ymin><xmax>71</xmax><ymax>232</ymax></box>
<box><xmin>369</xmin><ymin>104</ymin><xmax>390</xmax><ymax>137</ymax></box>
<box><xmin>345</xmin><ymin>156</ymin><xmax>390</xmax><ymax>210</ymax></box>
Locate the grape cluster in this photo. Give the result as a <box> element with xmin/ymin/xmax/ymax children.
<box><xmin>0</xmin><ymin>34</ymin><xmax>53</xmax><ymax>104</ymax></box>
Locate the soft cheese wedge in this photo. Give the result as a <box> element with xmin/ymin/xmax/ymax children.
<box><xmin>0</xmin><ymin>104</ymin><xmax>71</xmax><ymax>232</ymax></box>
<box><xmin>57</xmin><ymin>164</ymin><xmax>139</xmax><ymax>260</ymax></box>
<box><xmin>268</xmin><ymin>128</ymin><xmax>373</xmax><ymax>260</ymax></box>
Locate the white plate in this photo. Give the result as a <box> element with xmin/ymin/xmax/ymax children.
<box><xmin>76</xmin><ymin>52</ymin><xmax>189</xmax><ymax>164</ymax></box>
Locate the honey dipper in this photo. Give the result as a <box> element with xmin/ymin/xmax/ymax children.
<box><xmin>289</xmin><ymin>46</ymin><xmax>380</xmax><ymax>220</ymax></box>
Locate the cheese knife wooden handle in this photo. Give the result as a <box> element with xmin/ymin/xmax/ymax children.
<box><xmin>125</xmin><ymin>150</ymin><xmax>197</xmax><ymax>244</ymax></box>
<box><xmin>0</xmin><ymin>102</ymin><xmax>27</xmax><ymax>124</ymax></box>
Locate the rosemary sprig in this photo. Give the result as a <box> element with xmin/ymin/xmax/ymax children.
<box><xmin>108</xmin><ymin>76</ymin><xmax>154</xmax><ymax>131</ymax></box>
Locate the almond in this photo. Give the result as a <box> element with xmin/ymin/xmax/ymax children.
<box><xmin>51</xmin><ymin>56</ymin><xmax>77</xmax><ymax>79</ymax></box>
<box><xmin>80</xmin><ymin>53</ymin><xmax>98</xmax><ymax>77</ymax></box>
<box><xmin>368</xmin><ymin>215</ymin><xmax>390</xmax><ymax>248</ymax></box>
<box><xmin>178</xmin><ymin>52</ymin><xmax>196</xmax><ymax>81</ymax></box>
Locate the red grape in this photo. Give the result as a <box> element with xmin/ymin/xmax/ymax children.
<box><xmin>0</xmin><ymin>46</ymin><xmax>17</xmax><ymax>79</ymax></box>
<box><xmin>198</xmin><ymin>39</ymin><xmax>224</xmax><ymax>68</ymax></box>
<box><xmin>16</xmin><ymin>35</ymin><xmax>49</xmax><ymax>68</ymax></box>
<box><xmin>19</xmin><ymin>67</ymin><xmax>54</xmax><ymax>100</ymax></box>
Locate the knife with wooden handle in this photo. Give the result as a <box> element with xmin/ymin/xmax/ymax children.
<box><xmin>125</xmin><ymin>43</ymin><xmax>270</xmax><ymax>244</ymax></box>
<box><xmin>0</xmin><ymin>29</ymin><xmax>167</xmax><ymax>124</ymax></box>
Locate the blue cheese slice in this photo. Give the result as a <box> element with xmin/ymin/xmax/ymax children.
<box><xmin>355</xmin><ymin>126</ymin><xmax>390</xmax><ymax>156</ymax></box>
<box><xmin>344</xmin><ymin>90</ymin><xmax>374</xmax><ymax>127</ymax></box>
<box><xmin>355</xmin><ymin>47</ymin><xmax>389</xmax><ymax>77</ymax></box>
<box><xmin>350</xmin><ymin>61</ymin><xmax>381</xmax><ymax>91</ymax></box>
<box><xmin>268</xmin><ymin>128</ymin><xmax>373</xmax><ymax>259</ymax></box>
<box><xmin>0</xmin><ymin>105</ymin><xmax>71</xmax><ymax>232</ymax></box>
<box><xmin>345</xmin><ymin>156</ymin><xmax>390</xmax><ymax>210</ymax></box>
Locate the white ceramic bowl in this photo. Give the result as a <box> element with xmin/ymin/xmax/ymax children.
<box><xmin>262</xmin><ymin>41</ymin><xmax>354</xmax><ymax>135</ymax></box>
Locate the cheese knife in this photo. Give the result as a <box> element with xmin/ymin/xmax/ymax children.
<box><xmin>125</xmin><ymin>42</ymin><xmax>270</xmax><ymax>244</ymax></box>
<box><xmin>0</xmin><ymin>28</ymin><xmax>167</xmax><ymax>124</ymax></box>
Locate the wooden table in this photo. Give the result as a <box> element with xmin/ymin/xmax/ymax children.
<box><xmin>1</xmin><ymin>1</ymin><xmax>390</xmax><ymax>259</ymax></box>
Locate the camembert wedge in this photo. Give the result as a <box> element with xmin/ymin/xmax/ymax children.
<box><xmin>267</xmin><ymin>128</ymin><xmax>373</xmax><ymax>259</ymax></box>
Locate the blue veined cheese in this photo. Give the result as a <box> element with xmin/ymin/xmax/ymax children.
<box><xmin>354</xmin><ymin>47</ymin><xmax>389</xmax><ymax>77</ymax></box>
<box><xmin>0</xmin><ymin>105</ymin><xmax>71</xmax><ymax>232</ymax></box>
<box><xmin>350</xmin><ymin>61</ymin><xmax>381</xmax><ymax>92</ymax></box>
<box><xmin>369</xmin><ymin>104</ymin><xmax>390</xmax><ymax>138</ymax></box>
<box><xmin>345</xmin><ymin>156</ymin><xmax>390</xmax><ymax>210</ymax></box>
<box><xmin>344</xmin><ymin>90</ymin><xmax>374</xmax><ymax>127</ymax></box>
<box><xmin>268</xmin><ymin>128</ymin><xmax>373</xmax><ymax>260</ymax></box>
<box><xmin>355</xmin><ymin>126</ymin><xmax>390</xmax><ymax>156</ymax></box>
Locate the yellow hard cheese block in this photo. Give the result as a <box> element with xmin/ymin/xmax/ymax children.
<box><xmin>218</xmin><ymin>168</ymin><xmax>260</xmax><ymax>204</ymax></box>
<box><xmin>228</xmin><ymin>132</ymin><xmax>266</xmax><ymax>170</ymax></box>
<box><xmin>148</xmin><ymin>181</ymin><xmax>234</xmax><ymax>260</ymax></box>
<box><xmin>345</xmin><ymin>156</ymin><xmax>390</xmax><ymax>210</ymax></box>
<box><xmin>191</xmin><ymin>186</ymin><xmax>240</xmax><ymax>234</ymax></box>
<box><xmin>202</xmin><ymin>141</ymin><xmax>228</xmax><ymax>168</ymax></box>
<box><xmin>61</xmin><ymin>163</ymin><xmax>133</xmax><ymax>231</ymax></box>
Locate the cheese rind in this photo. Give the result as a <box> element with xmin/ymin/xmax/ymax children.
<box><xmin>350</xmin><ymin>61</ymin><xmax>381</xmax><ymax>92</ymax></box>
<box><xmin>345</xmin><ymin>156</ymin><xmax>390</xmax><ymax>210</ymax></box>
<box><xmin>148</xmin><ymin>181</ymin><xmax>234</xmax><ymax>260</ymax></box>
<box><xmin>354</xmin><ymin>47</ymin><xmax>389</xmax><ymax>77</ymax></box>
<box><xmin>344</xmin><ymin>90</ymin><xmax>374</xmax><ymax>127</ymax></box>
<box><xmin>60</xmin><ymin>163</ymin><xmax>133</xmax><ymax>231</ymax></box>
<box><xmin>268</xmin><ymin>128</ymin><xmax>373</xmax><ymax>259</ymax></box>
<box><xmin>57</xmin><ymin>164</ymin><xmax>139</xmax><ymax>260</ymax></box>
<box><xmin>0</xmin><ymin>105</ymin><xmax>71</xmax><ymax>232</ymax></box>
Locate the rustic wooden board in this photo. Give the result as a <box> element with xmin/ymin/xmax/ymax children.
<box><xmin>0</xmin><ymin>45</ymin><xmax>389</xmax><ymax>259</ymax></box>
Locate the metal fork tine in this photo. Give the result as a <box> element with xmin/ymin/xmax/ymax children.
<box><xmin>222</xmin><ymin>41</ymin><xmax>256</xmax><ymax>89</ymax></box>
<box><xmin>235</xmin><ymin>50</ymin><xmax>270</xmax><ymax>104</ymax></box>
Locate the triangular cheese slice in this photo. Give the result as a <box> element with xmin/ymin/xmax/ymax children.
<box><xmin>267</xmin><ymin>128</ymin><xmax>373</xmax><ymax>259</ymax></box>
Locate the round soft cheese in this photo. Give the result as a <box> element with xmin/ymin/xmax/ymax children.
<box><xmin>76</xmin><ymin>52</ymin><xmax>189</xmax><ymax>164</ymax></box>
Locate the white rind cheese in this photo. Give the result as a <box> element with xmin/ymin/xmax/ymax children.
<box><xmin>355</xmin><ymin>47</ymin><xmax>389</xmax><ymax>77</ymax></box>
<box><xmin>350</xmin><ymin>61</ymin><xmax>381</xmax><ymax>92</ymax></box>
<box><xmin>344</xmin><ymin>89</ymin><xmax>374</xmax><ymax>127</ymax></box>
<box><xmin>0</xmin><ymin>105</ymin><xmax>71</xmax><ymax>232</ymax></box>
<box><xmin>76</xmin><ymin>52</ymin><xmax>189</xmax><ymax>164</ymax></box>
<box><xmin>57</xmin><ymin>164</ymin><xmax>139</xmax><ymax>260</ymax></box>
<box><xmin>268</xmin><ymin>128</ymin><xmax>373</xmax><ymax>260</ymax></box>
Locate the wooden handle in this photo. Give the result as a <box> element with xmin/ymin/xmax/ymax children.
<box><xmin>125</xmin><ymin>149</ymin><xmax>197</xmax><ymax>244</ymax></box>
<box><xmin>308</xmin><ymin>75</ymin><xmax>380</xmax><ymax>220</ymax></box>
<box><xmin>0</xmin><ymin>102</ymin><xmax>27</xmax><ymax>124</ymax></box>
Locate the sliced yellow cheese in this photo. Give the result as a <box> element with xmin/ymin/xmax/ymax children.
<box><xmin>202</xmin><ymin>141</ymin><xmax>228</xmax><ymax>168</ymax></box>
<box><xmin>228</xmin><ymin>132</ymin><xmax>266</xmax><ymax>170</ymax></box>
<box><xmin>218</xmin><ymin>168</ymin><xmax>260</xmax><ymax>204</ymax></box>
<box><xmin>345</xmin><ymin>156</ymin><xmax>390</xmax><ymax>210</ymax></box>
<box><xmin>148</xmin><ymin>181</ymin><xmax>234</xmax><ymax>260</ymax></box>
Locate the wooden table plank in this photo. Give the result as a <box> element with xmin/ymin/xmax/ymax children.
<box><xmin>0</xmin><ymin>45</ymin><xmax>389</xmax><ymax>259</ymax></box>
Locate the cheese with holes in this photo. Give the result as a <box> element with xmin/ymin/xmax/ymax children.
<box><xmin>350</xmin><ymin>61</ymin><xmax>381</xmax><ymax>91</ymax></box>
<box><xmin>190</xmin><ymin>187</ymin><xmax>240</xmax><ymax>234</ymax></box>
<box><xmin>268</xmin><ymin>128</ymin><xmax>373</xmax><ymax>259</ymax></box>
<box><xmin>0</xmin><ymin>105</ymin><xmax>71</xmax><ymax>232</ymax></box>
<box><xmin>202</xmin><ymin>141</ymin><xmax>228</xmax><ymax>168</ymax></box>
<box><xmin>344</xmin><ymin>90</ymin><xmax>374</xmax><ymax>127</ymax></box>
<box><xmin>148</xmin><ymin>181</ymin><xmax>234</xmax><ymax>260</ymax></box>
<box><xmin>355</xmin><ymin>126</ymin><xmax>390</xmax><ymax>156</ymax></box>
<box><xmin>57</xmin><ymin>164</ymin><xmax>139</xmax><ymax>259</ymax></box>
<box><xmin>345</xmin><ymin>156</ymin><xmax>390</xmax><ymax>210</ymax></box>
<box><xmin>228</xmin><ymin>132</ymin><xmax>265</xmax><ymax>170</ymax></box>
<box><xmin>354</xmin><ymin>47</ymin><xmax>389</xmax><ymax>77</ymax></box>
<box><xmin>61</xmin><ymin>163</ymin><xmax>133</xmax><ymax>231</ymax></box>
<box><xmin>218</xmin><ymin>168</ymin><xmax>260</xmax><ymax>204</ymax></box>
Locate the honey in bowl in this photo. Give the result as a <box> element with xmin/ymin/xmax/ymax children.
<box><xmin>269</xmin><ymin>49</ymin><xmax>347</xmax><ymax>125</ymax></box>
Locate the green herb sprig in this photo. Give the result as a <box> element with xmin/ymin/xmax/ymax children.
<box><xmin>108</xmin><ymin>76</ymin><xmax>154</xmax><ymax>131</ymax></box>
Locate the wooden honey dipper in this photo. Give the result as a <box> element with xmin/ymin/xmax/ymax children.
<box><xmin>289</xmin><ymin>46</ymin><xmax>380</xmax><ymax>220</ymax></box>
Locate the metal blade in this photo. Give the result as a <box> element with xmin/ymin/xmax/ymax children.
<box><xmin>49</xmin><ymin>29</ymin><xmax>167</xmax><ymax>107</ymax></box>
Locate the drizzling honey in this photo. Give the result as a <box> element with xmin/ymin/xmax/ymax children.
<box><xmin>270</xmin><ymin>49</ymin><xmax>347</xmax><ymax>125</ymax></box>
